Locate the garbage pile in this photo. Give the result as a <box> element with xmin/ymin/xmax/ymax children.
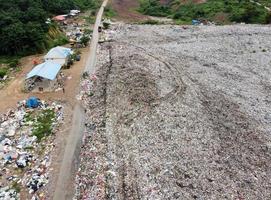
<box><xmin>0</xmin><ymin>97</ymin><xmax>63</xmax><ymax>199</ymax></box>
<box><xmin>0</xmin><ymin>186</ymin><xmax>19</xmax><ymax>199</ymax></box>
<box><xmin>73</xmin><ymin>24</ymin><xmax>271</xmax><ymax>199</ymax></box>
<box><xmin>74</xmin><ymin>44</ymin><xmax>111</xmax><ymax>199</ymax></box>
<box><xmin>62</xmin><ymin>22</ymin><xmax>92</xmax><ymax>48</ymax></box>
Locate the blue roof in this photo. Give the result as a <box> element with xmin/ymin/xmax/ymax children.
<box><xmin>44</xmin><ymin>46</ymin><xmax>72</xmax><ymax>59</ymax></box>
<box><xmin>26</xmin><ymin>61</ymin><xmax>62</xmax><ymax>80</ymax></box>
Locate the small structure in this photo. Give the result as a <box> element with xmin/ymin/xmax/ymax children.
<box><xmin>70</xmin><ymin>10</ymin><xmax>80</xmax><ymax>16</ymax></box>
<box><xmin>25</xmin><ymin>61</ymin><xmax>62</xmax><ymax>92</ymax></box>
<box><xmin>44</xmin><ymin>46</ymin><xmax>73</xmax><ymax>66</ymax></box>
<box><xmin>53</xmin><ymin>15</ymin><xmax>66</xmax><ymax>21</ymax></box>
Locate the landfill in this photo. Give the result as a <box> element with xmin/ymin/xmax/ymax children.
<box><xmin>74</xmin><ymin>24</ymin><xmax>271</xmax><ymax>199</ymax></box>
<box><xmin>0</xmin><ymin>98</ymin><xmax>63</xmax><ymax>199</ymax></box>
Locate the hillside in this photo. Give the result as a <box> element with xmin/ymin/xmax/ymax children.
<box><xmin>0</xmin><ymin>0</ymin><xmax>100</xmax><ymax>56</ymax></box>
<box><xmin>139</xmin><ymin>0</ymin><xmax>271</xmax><ymax>24</ymax></box>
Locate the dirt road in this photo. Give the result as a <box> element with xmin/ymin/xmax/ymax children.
<box><xmin>53</xmin><ymin>1</ymin><xmax>108</xmax><ymax>199</ymax></box>
<box><xmin>76</xmin><ymin>24</ymin><xmax>271</xmax><ymax>199</ymax></box>
<box><xmin>85</xmin><ymin>0</ymin><xmax>109</xmax><ymax>73</ymax></box>
<box><xmin>53</xmin><ymin>104</ymin><xmax>85</xmax><ymax>200</ymax></box>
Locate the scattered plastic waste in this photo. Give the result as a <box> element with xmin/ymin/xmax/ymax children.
<box><xmin>0</xmin><ymin>98</ymin><xmax>64</xmax><ymax>198</ymax></box>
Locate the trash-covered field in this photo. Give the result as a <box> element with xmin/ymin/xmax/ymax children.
<box><xmin>75</xmin><ymin>24</ymin><xmax>271</xmax><ymax>199</ymax></box>
<box><xmin>0</xmin><ymin>98</ymin><xmax>63</xmax><ymax>199</ymax></box>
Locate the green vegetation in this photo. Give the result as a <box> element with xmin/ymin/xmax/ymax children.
<box><xmin>0</xmin><ymin>68</ymin><xmax>8</xmax><ymax>78</ymax></box>
<box><xmin>83</xmin><ymin>15</ymin><xmax>96</xmax><ymax>24</ymax></box>
<box><xmin>258</xmin><ymin>0</ymin><xmax>271</xmax><ymax>7</ymax></box>
<box><xmin>11</xmin><ymin>182</ymin><xmax>21</xmax><ymax>193</ymax></box>
<box><xmin>104</xmin><ymin>5</ymin><xmax>117</xmax><ymax>18</ymax></box>
<box><xmin>46</xmin><ymin>25</ymin><xmax>69</xmax><ymax>49</ymax></box>
<box><xmin>0</xmin><ymin>0</ymin><xmax>101</xmax><ymax>56</ymax></box>
<box><xmin>32</xmin><ymin>109</ymin><xmax>56</xmax><ymax>141</ymax></box>
<box><xmin>139</xmin><ymin>0</ymin><xmax>171</xmax><ymax>17</ymax></box>
<box><xmin>139</xmin><ymin>0</ymin><xmax>271</xmax><ymax>24</ymax></box>
<box><xmin>103</xmin><ymin>21</ymin><xmax>110</xmax><ymax>29</ymax></box>
<box><xmin>140</xmin><ymin>19</ymin><xmax>160</xmax><ymax>24</ymax></box>
<box><xmin>0</xmin><ymin>56</ymin><xmax>21</xmax><ymax>65</ymax></box>
<box><xmin>9</xmin><ymin>59</ymin><xmax>20</xmax><ymax>69</ymax></box>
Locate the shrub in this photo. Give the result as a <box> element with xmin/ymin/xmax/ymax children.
<box><xmin>139</xmin><ymin>0</ymin><xmax>171</xmax><ymax>17</ymax></box>
<box><xmin>32</xmin><ymin>109</ymin><xmax>55</xmax><ymax>141</ymax></box>
<box><xmin>140</xmin><ymin>0</ymin><xmax>271</xmax><ymax>24</ymax></box>
<box><xmin>104</xmin><ymin>6</ymin><xmax>117</xmax><ymax>18</ymax></box>
<box><xmin>80</xmin><ymin>35</ymin><xmax>90</xmax><ymax>46</ymax></box>
<box><xmin>103</xmin><ymin>22</ymin><xmax>110</xmax><ymax>29</ymax></box>
<box><xmin>84</xmin><ymin>29</ymin><xmax>93</xmax><ymax>35</ymax></box>
<box><xmin>9</xmin><ymin>59</ymin><xmax>19</xmax><ymax>69</ymax></box>
<box><xmin>140</xmin><ymin>19</ymin><xmax>160</xmax><ymax>24</ymax></box>
<box><xmin>0</xmin><ymin>68</ymin><xmax>8</xmax><ymax>78</ymax></box>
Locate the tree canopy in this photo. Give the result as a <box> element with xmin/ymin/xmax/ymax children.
<box><xmin>139</xmin><ymin>0</ymin><xmax>271</xmax><ymax>24</ymax></box>
<box><xmin>0</xmin><ymin>0</ymin><xmax>100</xmax><ymax>56</ymax></box>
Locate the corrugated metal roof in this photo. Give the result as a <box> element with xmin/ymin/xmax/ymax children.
<box><xmin>44</xmin><ymin>46</ymin><xmax>72</xmax><ymax>59</ymax></box>
<box><xmin>26</xmin><ymin>61</ymin><xmax>62</xmax><ymax>80</ymax></box>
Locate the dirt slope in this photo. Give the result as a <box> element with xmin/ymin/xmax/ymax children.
<box><xmin>110</xmin><ymin>0</ymin><xmax>148</xmax><ymax>22</ymax></box>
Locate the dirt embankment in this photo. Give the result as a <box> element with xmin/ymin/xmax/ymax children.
<box><xmin>110</xmin><ymin>0</ymin><xmax>148</xmax><ymax>22</ymax></box>
<box><xmin>76</xmin><ymin>24</ymin><xmax>271</xmax><ymax>199</ymax></box>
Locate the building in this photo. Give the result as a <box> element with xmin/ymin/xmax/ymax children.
<box><xmin>25</xmin><ymin>61</ymin><xmax>62</xmax><ymax>92</ymax></box>
<box><xmin>44</xmin><ymin>46</ymin><xmax>73</xmax><ymax>66</ymax></box>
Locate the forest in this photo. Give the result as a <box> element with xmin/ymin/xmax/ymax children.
<box><xmin>139</xmin><ymin>0</ymin><xmax>271</xmax><ymax>24</ymax></box>
<box><xmin>0</xmin><ymin>0</ymin><xmax>100</xmax><ymax>56</ymax></box>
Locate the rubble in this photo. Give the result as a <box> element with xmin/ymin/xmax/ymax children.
<box><xmin>75</xmin><ymin>24</ymin><xmax>271</xmax><ymax>199</ymax></box>
<box><xmin>0</xmin><ymin>98</ymin><xmax>64</xmax><ymax>199</ymax></box>
<box><xmin>0</xmin><ymin>186</ymin><xmax>19</xmax><ymax>200</ymax></box>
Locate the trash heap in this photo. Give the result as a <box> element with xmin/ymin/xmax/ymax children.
<box><xmin>73</xmin><ymin>24</ymin><xmax>271</xmax><ymax>199</ymax></box>
<box><xmin>76</xmin><ymin>74</ymin><xmax>97</xmax><ymax>102</ymax></box>
<box><xmin>74</xmin><ymin>44</ymin><xmax>111</xmax><ymax>199</ymax></box>
<box><xmin>0</xmin><ymin>98</ymin><xmax>63</xmax><ymax>199</ymax></box>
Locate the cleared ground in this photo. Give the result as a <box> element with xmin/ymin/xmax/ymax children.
<box><xmin>77</xmin><ymin>24</ymin><xmax>271</xmax><ymax>199</ymax></box>
<box><xmin>110</xmin><ymin>0</ymin><xmax>148</xmax><ymax>22</ymax></box>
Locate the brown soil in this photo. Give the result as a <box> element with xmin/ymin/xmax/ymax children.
<box><xmin>110</xmin><ymin>0</ymin><xmax>148</xmax><ymax>22</ymax></box>
<box><xmin>0</xmin><ymin>47</ymin><xmax>89</xmax><ymax>112</ymax></box>
<box><xmin>0</xmin><ymin>47</ymin><xmax>89</xmax><ymax>199</ymax></box>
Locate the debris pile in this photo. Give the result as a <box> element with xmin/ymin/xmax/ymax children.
<box><xmin>75</xmin><ymin>24</ymin><xmax>271</xmax><ymax>199</ymax></box>
<box><xmin>0</xmin><ymin>186</ymin><xmax>19</xmax><ymax>200</ymax></box>
<box><xmin>74</xmin><ymin>44</ymin><xmax>110</xmax><ymax>199</ymax></box>
<box><xmin>0</xmin><ymin>98</ymin><xmax>63</xmax><ymax>199</ymax></box>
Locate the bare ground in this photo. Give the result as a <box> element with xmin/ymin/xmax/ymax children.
<box><xmin>76</xmin><ymin>24</ymin><xmax>271</xmax><ymax>199</ymax></box>
<box><xmin>110</xmin><ymin>0</ymin><xmax>148</xmax><ymax>22</ymax></box>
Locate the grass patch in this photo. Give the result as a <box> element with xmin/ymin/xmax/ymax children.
<box><xmin>84</xmin><ymin>15</ymin><xmax>96</xmax><ymax>24</ymax></box>
<box><xmin>11</xmin><ymin>182</ymin><xmax>21</xmax><ymax>193</ymax></box>
<box><xmin>0</xmin><ymin>56</ymin><xmax>21</xmax><ymax>65</ymax></box>
<box><xmin>174</xmin><ymin>19</ymin><xmax>191</xmax><ymax>25</ymax></box>
<box><xmin>104</xmin><ymin>5</ymin><xmax>117</xmax><ymax>18</ymax></box>
<box><xmin>32</xmin><ymin>109</ymin><xmax>56</xmax><ymax>142</ymax></box>
<box><xmin>0</xmin><ymin>68</ymin><xmax>8</xmax><ymax>78</ymax></box>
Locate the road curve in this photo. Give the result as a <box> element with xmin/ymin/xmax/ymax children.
<box><xmin>53</xmin><ymin>1</ymin><xmax>108</xmax><ymax>199</ymax></box>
